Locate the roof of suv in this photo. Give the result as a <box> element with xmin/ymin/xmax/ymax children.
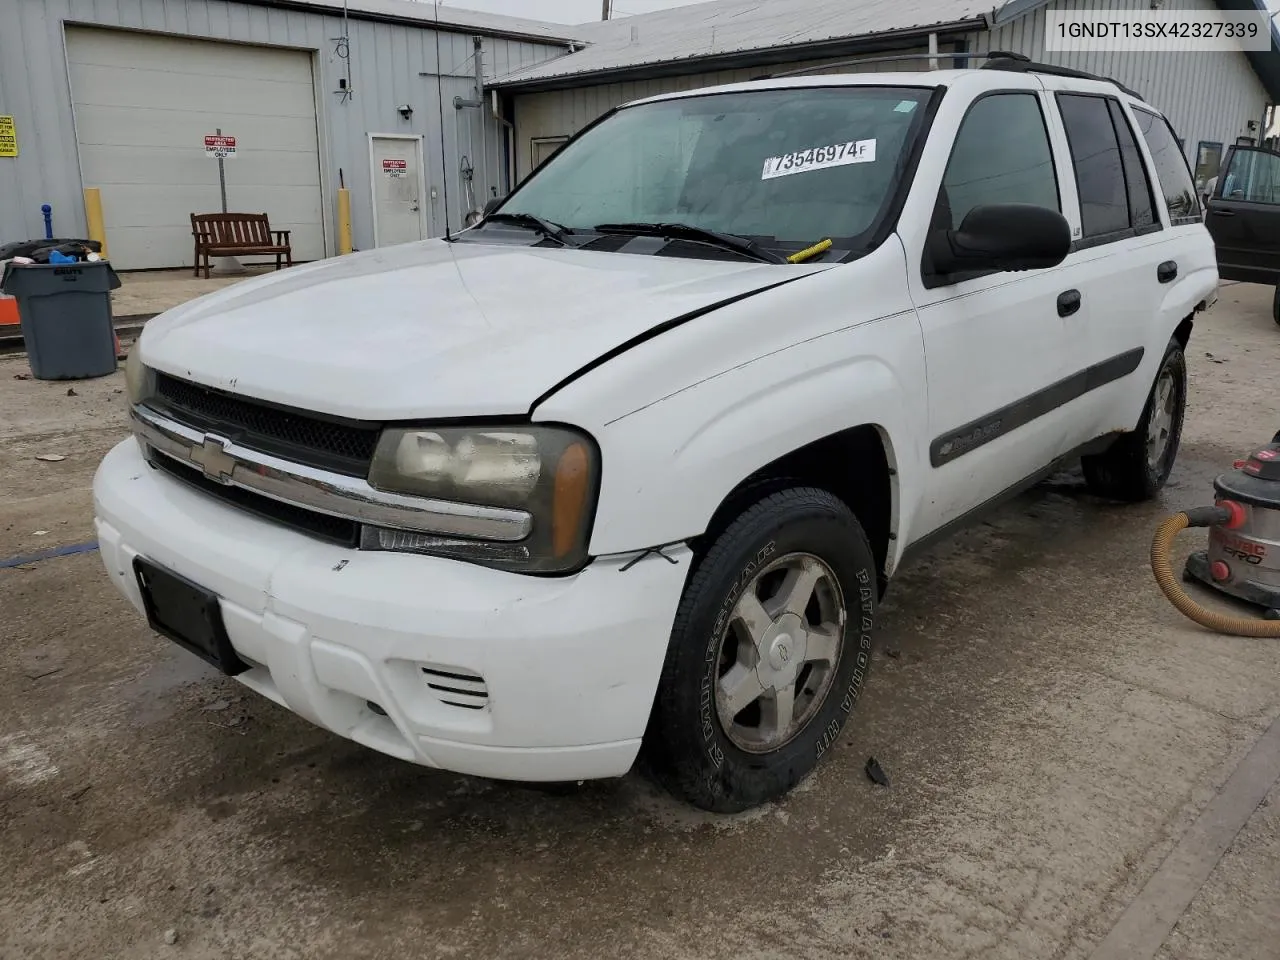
<box><xmin>625</xmin><ymin>63</ymin><xmax>1154</xmax><ymax>113</ymax></box>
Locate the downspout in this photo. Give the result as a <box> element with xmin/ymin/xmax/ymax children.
<box><xmin>491</xmin><ymin>89</ymin><xmax>516</xmax><ymax>195</ymax></box>
<box><xmin>928</xmin><ymin>32</ymin><xmax>939</xmax><ymax>70</ymax></box>
<box><xmin>473</xmin><ymin>37</ymin><xmax>490</xmax><ymax>205</ymax></box>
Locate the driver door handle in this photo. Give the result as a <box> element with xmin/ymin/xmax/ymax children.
<box><xmin>1057</xmin><ymin>289</ymin><xmax>1082</xmax><ymax>317</ymax></box>
<box><xmin>1211</xmin><ymin>209</ymin><xmax>1235</xmax><ymax>217</ymax></box>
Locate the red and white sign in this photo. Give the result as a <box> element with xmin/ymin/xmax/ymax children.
<box><xmin>204</xmin><ymin>135</ymin><xmax>237</xmax><ymax>159</ymax></box>
<box><xmin>382</xmin><ymin>158</ymin><xmax>407</xmax><ymax>178</ymax></box>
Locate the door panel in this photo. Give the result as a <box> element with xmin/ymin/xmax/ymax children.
<box><xmin>371</xmin><ymin>137</ymin><xmax>425</xmax><ymax>247</ymax></box>
<box><xmin>1047</xmin><ymin>93</ymin><xmax>1167</xmax><ymax>445</ymax></box>
<box><xmin>1205</xmin><ymin>145</ymin><xmax>1280</xmax><ymax>284</ymax></box>
<box><xmin>907</xmin><ymin>90</ymin><xmax>1078</xmax><ymax>536</ymax></box>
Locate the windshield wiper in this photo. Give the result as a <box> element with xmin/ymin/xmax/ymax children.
<box><xmin>592</xmin><ymin>222</ymin><xmax>787</xmax><ymax>265</ymax></box>
<box><xmin>482</xmin><ymin>212</ymin><xmax>572</xmax><ymax>246</ymax></box>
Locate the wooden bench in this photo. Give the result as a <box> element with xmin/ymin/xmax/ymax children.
<box><xmin>190</xmin><ymin>213</ymin><xmax>293</xmax><ymax>279</ymax></box>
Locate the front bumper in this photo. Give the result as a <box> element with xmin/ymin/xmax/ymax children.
<box><xmin>93</xmin><ymin>439</ymin><xmax>691</xmax><ymax>782</ymax></box>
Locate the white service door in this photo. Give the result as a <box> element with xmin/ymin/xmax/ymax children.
<box><xmin>371</xmin><ymin>138</ymin><xmax>425</xmax><ymax>247</ymax></box>
<box><xmin>65</xmin><ymin>27</ymin><xmax>325</xmax><ymax>270</ymax></box>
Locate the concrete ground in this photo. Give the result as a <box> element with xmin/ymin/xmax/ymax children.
<box><xmin>2</xmin><ymin>283</ymin><xmax>1279</xmax><ymax>960</ymax></box>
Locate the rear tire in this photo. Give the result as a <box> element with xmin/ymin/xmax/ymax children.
<box><xmin>1081</xmin><ymin>338</ymin><xmax>1186</xmax><ymax>502</ymax></box>
<box><xmin>1272</xmin><ymin>284</ymin><xmax>1280</xmax><ymax>326</ymax></box>
<box><xmin>642</xmin><ymin>487</ymin><xmax>878</xmax><ymax>813</ymax></box>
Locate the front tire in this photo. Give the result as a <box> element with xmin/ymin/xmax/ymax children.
<box><xmin>642</xmin><ymin>487</ymin><xmax>878</xmax><ymax>813</ymax></box>
<box><xmin>1081</xmin><ymin>338</ymin><xmax>1187</xmax><ymax>502</ymax></box>
<box><xmin>1273</xmin><ymin>284</ymin><xmax>1280</xmax><ymax>326</ymax></box>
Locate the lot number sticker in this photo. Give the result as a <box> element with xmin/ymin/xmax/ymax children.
<box><xmin>762</xmin><ymin>139</ymin><xmax>876</xmax><ymax>180</ymax></box>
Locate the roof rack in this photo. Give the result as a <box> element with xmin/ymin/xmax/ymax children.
<box><xmin>763</xmin><ymin>49</ymin><xmax>1145</xmax><ymax>102</ymax></box>
<box><xmin>981</xmin><ymin>53</ymin><xmax>1145</xmax><ymax>101</ymax></box>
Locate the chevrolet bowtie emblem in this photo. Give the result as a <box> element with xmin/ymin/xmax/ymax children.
<box><xmin>191</xmin><ymin>435</ymin><xmax>236</xmax><ymax>483</ymax></box>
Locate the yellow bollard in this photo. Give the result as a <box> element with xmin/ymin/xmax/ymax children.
<box><xmin>337</xmin><ymin>188</ymin><xmax>353</xmax><ymax>254</ymax></box>
<box><xmin>83</xmin><ymin>187</ymin><xmax>108</xmax><ymax>260</ymax></box>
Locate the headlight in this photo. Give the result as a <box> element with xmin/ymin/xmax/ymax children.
<box><xmin>365</xmin><ymin>425</ymin><xmax>600</xmax><ymax>573</ymax></box>
<box><xmin>124</xmin><ymin>344</ymin><xmax>151</xmax><ymax>405</ymax></box>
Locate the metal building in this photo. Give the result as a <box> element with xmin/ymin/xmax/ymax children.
<box><xmin>492</xmin><ymin>0</ymin><xmax>1280</xmax><ymax>196</ymax></box>
<box><xmin>0</xmin><ymin>0</ymin><xmax>573</xmax><ymax>269</ymax></box>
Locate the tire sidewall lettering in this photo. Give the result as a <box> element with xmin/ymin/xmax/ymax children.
<box><xmin>698</xmin><ymin>533</ymin><xmax>878</xmax><ymax>768</ymax></box>
<box><xmin>700</xmin><ymin>541</ymin><xmax>778</xmax><ymax>766</ymax></box>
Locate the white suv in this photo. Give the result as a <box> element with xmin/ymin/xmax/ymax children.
<box><xmin>96</xmin><ymin>55</ymin><xmax>1217</xmax><ymax>813</ymax></box>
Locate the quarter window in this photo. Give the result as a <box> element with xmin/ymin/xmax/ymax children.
<box><xmin>1057</xmin><ymin>94</ymin><xmax>1130</xmax><ymax>238</ymax></box>
<box><xmin>1132</xmin><ymin>108</ymin><xmax>1200</xmax><ymax>223</ymax></box>
<box><xmin>937</xmin><ymin>92</ymin><xmax>1060</xmax><ymax>230</ymax></box>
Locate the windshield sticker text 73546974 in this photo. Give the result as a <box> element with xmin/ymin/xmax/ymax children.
<box><xmin>761</xmin><ymin>139</ymin><xmax>877</xmax><ymax>180</ymax></box>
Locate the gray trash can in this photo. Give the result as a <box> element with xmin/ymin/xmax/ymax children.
<box><xmin>0</xmin><ymin>260</ymin><xmax>121</xmax><ymax>380</ymax></box>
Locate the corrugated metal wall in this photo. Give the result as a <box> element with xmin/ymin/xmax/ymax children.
<box><xmin>0</xmin><ymin>0</ymin><xmax>567</xmax><ymax>257</ymax></box>
<box><xmin>512</xmin><ymin>0</ymin><xmax>1268</xmax><ymax>189</ymax></box>
<box><xmin>973</xmin><ymin>0</ymin><xmax>1269</xmax><ymax>185</ymax></box>
<box><xmin>511</xmin><ymin>48</ymin><xmax>940</xmax><ymax>181</ymax></box>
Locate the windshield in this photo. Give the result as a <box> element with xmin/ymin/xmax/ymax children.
<box><xmin>492</xmin><ymin>86</ymin><xmax>934</xmax><ymax>253</ymax></box>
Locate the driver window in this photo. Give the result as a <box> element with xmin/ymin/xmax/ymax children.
<box><xmin>937</xmin><ymin>93</ymin><xmax>1061</xmax><ymax>230</ymax></box>
<box><xmin>1220</xmin><ymin>148</ymin><xmax>1280</xmax><ymax>204</ymax></box>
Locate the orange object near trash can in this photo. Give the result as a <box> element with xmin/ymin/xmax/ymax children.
<box><xmin>0</xmin><ymin>294</ymin><xmax>18</xmax><ymax>327</ymax></box>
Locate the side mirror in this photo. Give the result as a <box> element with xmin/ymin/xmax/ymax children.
<box><xmin>928</xmin><ymin>202</ymin><xmax>1071</xmax><ymax>276</ymax></box>
<box><xmin>483</xmin><ymin>197</ymin><xmax>505</xmax><ymax>216</ymax></box>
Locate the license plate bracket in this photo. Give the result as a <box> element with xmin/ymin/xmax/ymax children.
<box><xmin>133</xmin><ymin>557</ymin><xmax>249</xmax><ymax>676</ymax></box>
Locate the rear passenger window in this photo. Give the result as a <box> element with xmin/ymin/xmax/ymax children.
<box><xmin>1057</xmin><ymin>94</ymin><xmax>1130</xmax><ymax>238</ymax></box>
<box><xmin>1132</xmin><ymin>108</ymin><xmax>1201</xmax><ymax>223</ymax></box>
<box><xmin>938</xmin><ymin>92</ymin><xmax>1060</xmax><ymax>229</ymax></box>
<box><xmin>1107</xmin><ymin>100</ymin><xmax>1158</xmax><ymax>231</ymax></box>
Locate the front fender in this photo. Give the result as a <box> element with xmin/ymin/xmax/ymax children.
<box><xmin>533</xmin><ymin>240</ymin><xmax>929</xmax><ymax>563</ymax></box>
<box><xmin>582</xmin><ymin>343</ymin><xmax>922</xmax><ymax>558</ymax></box>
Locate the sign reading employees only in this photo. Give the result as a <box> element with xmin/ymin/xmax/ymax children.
<box><xmin>204</xmin><ymin>134</ymin><xmax>237</xmax><ymax>159</ymax></box>
<box><xmin>382</xmin><ymin>158</ymin><xmax>407</xmax><ymax>178</ymax></box>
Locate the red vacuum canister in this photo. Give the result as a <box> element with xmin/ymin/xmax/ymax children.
<box><xmin>1184</xmin><ymin>442</ymin><xmax>1280</xmax><ymax>615</ymax></box>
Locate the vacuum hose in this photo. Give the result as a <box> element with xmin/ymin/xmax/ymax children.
<box><xmin>1150</xmin><ymin>506</ymin><xmax>1280</xmax><ymax>638</ymax></box>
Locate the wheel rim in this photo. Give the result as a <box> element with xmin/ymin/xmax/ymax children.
<box><xmin>1146</xmin><ymin>364</ymin><xmax>1178</xmax><ymax>472</ymax></box>
<box><xmin>713</xmin><ymin>552</ymin><xmax>847</xmax><ymax>754</ymax></box>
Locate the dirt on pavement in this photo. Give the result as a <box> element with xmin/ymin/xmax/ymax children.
<box><xmin>1</xmin><ymin>284</ymin><xmax>1279</xmax><ymax>960</ymax></box>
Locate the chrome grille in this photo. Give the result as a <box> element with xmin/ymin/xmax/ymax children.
<box><xmin>153</xmin><ymin>373</ymin><xmax>380</xmax><ymax>477</ymax></box>
<box><xmin>151</xmin><ymin>451</ymin><xmax>360</xmax><ymax>547</ymax></box>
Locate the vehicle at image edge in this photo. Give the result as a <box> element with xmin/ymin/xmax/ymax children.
<box><xmin>93</xmin><ymin>56</ymin><xmax>1218</xmax><ymax>813</ymax></box>
<box><xmin>1203</xmin><ymin>140</ymin><xmax>1280</xmax><ymax>325</ymax></box>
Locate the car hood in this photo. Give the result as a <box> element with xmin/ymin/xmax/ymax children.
<box><xmin>140</xmin><ymin>238</ymin><xmax>824</xmax><ymax>420</ymax></box>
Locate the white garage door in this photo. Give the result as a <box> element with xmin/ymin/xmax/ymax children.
<box><xmin>66</xmin><ymin>27</ymin><xmax>325</xmax><ymax>270</ymax></box>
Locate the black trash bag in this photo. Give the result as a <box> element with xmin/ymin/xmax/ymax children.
<box><xmin>28</xmin><ymin>241</ymin><xmax>106</xmax><ymax>264</ymax></box>
<box><xmin>0</xmin><ymin>238</ymin><xmax>103</xmax><ymax>261</ymax></box>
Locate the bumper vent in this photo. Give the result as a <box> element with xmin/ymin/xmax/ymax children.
<box><xmin>420</xmin><ymin>664</ymin><xmax>489</xmax><ymax>711</ymax></box>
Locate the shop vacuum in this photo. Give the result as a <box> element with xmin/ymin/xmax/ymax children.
<box><xmin>1151</xmin><ymin>431</ymin><xmax>1280</xmax><ymax>637</ymax></box>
